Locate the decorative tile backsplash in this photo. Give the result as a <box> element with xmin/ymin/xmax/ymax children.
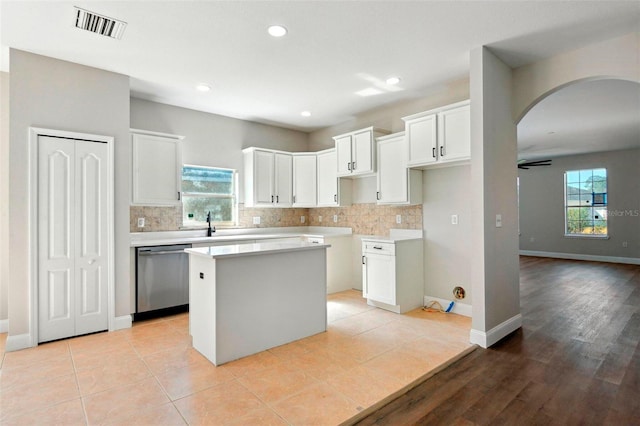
<box><xmin>130</xmin><ymin>203</ymin><xmax>422</xmax><ymax>236</ymax></box>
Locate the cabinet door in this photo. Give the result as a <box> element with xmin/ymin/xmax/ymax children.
<box><xmin>335</xmin><ymin>135</ymin><xmax>352</xmax><ymax>176</ymax></box>
<box><xmin>352</xmin><ymin>130</ymin><xmax>374</xmax><ymax>175</ymax></box>
<box><xmin>132</xmin><ymin>133</ymin><xmax>182</xmax><ymax>205</ymax></box>
<box><xmin>438</xmin><ymin>103</ymin><xmax>470</xmax><ymax>163</ymax></box>
<box><xmin>377</xmin><ymin>135</ymin><xmax>407</xmax><ymax>204</ymax></box>
<box><xmin>364</xmin><ymin>253</ymin><xmax>396</xmax><ymax>305</ymax></box>
<box><xmin>406</xmin><ymin>114</ymin><xmax>437</xmax><ymax>166</ymax></box>
<box><xmin>274</xmin><ymin>153</ymin><xmax>292</xmax><ymax>206</ymax></box>
<box><xmin>317</xmin><ymin>150</ymin><xmax>338</xmax><ymax>206</ymax></box>
<box><xmin>254</xmin><ymin>150</ymin><xmax>275</xmax><ymax>205</ymax></box>
<box><xmin>293</xmin><ymin>154</ymin><xmax>317</xmax><ymax>206</ymax></box>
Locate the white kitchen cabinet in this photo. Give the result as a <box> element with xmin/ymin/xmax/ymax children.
<box><xmin>316</xmin><ymin>149</ymin><xmax>352</xmax><ymax>207</ymax></box>
<box><xmin>403</xmin><ymin>100</ymin><xmax>470</xmax><ymax>168</ymax></box>
<box><xmin>293</xmin><ymin>153</ymin><xmax>317</xmax><ymax>207</ymax></box>
<box><xmin>243</xmin><ymin>148</ymin><xmax>292</xmax><ymax>207</ymax></box>
<box><xmin>304</xmin><ymin>235</ymin><xmax>353</xmax><ymax>293</ymax></box>
<box><xmin>376</xmin><ymin>132</ymin><xmax>422</xmax><ymax>205</ymax></box>
<box><xmin>131</xmin><ymin>129</ymin><xmax>183</xmax><ymax>205</ymax></box>
<box><xmin>362</xmin><ymin>237</ymin><xmax>423</xmax><ymax>313</ymax></box>
<box><xmin>334</xmin><ymin>127</ymin><xmax>390</xmax><ymax>177</ymax></box>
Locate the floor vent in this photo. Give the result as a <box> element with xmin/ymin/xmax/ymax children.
<box><xmin>74</xmin><ymin>7</ymin><xmax>127</xmax><ymax>40</ymax></box>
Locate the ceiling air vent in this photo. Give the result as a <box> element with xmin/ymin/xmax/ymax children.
<box><xmin>74</xmin><ymin>7</ymin><xmax>127</xmax><ymax>40</ymax></box>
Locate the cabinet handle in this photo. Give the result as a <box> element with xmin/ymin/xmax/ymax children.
<box><xmin>376</xmin><ymin>191</ymin><xmax>380</xmax><ymax>200</ymax></box>
<box><xmin>440</xmin><ymin>146</ymin><xmax>444</xmax><ymax>157</ymax></box>
<box><xmin>277</xmin><ymin>195</ymin><xmax>280</xmax><ymax>203</ymax></box>
<box><xmin>334</xmin><ymin>194</ymin><xmax>337</xmax><ymax>202</ymax></box>
<box><xmin>347</xmin><ymin>162</ymin><xmax>351</xmax><ymax>171</ymax></box>
<box><xmin>292</xmin><ymin>195</ymin><xmax>295</xmax><ymax>203</ymax></box>
<box><xmin>373</xmin><ymin>246</ymin><xmax>383</xmax><ymax>250</ymax></box>
<box><xmin>432</xmin><ymin>147</ymin><xmax>436</xmax><ymax>158</ymax></box>
<box><xmin>352</xmin><ymin>161</ymin><xmax>356</xmax><ymax>170</ymax></box>
<box><xmin>178</xmin><ymin>191</ymin><xmax>181</xmax><ymax>201</ymax></box>
<box><xmin>362</xmin><ymin>255</ymin><xmax>365</xmax><ymax>264</ymax></box>
<box><xmin>271</xmin><ymin>195</ymin><xmax>274</xmax><ymax>203</ymax></box>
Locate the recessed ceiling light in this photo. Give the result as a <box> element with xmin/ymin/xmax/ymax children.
<box><xmin>196</xmin><ymin>84</ymin><xmax>211</xmax><ymax>92</ymax></box>
<box><xmin>301</xmin><ymin>111</ymin><xmax>311</xmax><ymax>117</ymax></box>
<box><xmin>268</xmin><ymin>25</ymin><xmax>288</xmax><ymax>37</ymax></box>
<box><xmin>355</xmin><ymin>88</ymin><xmax>383</xmax><ymax>97</ymax></box>
<box><xmin>386</xmin><ymin>76</ymin><xmax>401</xmax><ymax>85</ymax></box>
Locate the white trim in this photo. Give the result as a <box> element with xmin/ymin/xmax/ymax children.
<box><xmin>5</xmin><ymin>333</ymin><xmax>33</xmax><ymax>352</ymax></box>
<box><xmin>29</xmin><ymin>127</ymin><xmax>116</xmax><ymax>345</ymax></box>
<box><xmin>113</xmin><ymin>315</ymin><xmax>132</xmax><ymax>330</ymax></box>
<box><xmin>520</xmin><ymin>250</ymin><xmax>640</xmax><ymax>265</ymax></box>
<box><xmin>129</xmin><ymin>128</ymin><xmax>184</xmax><ymax>140</ymax></box>
<box><xmin>470</xmin><ymin>313</ymin><xmax>522</xmax><ymax>348</ymax></box>
<box><xmin>423</xmin><ymin>295</ymin><xmax>472</xmax><ymax>317</ymax></box>
<box><xmin>0</xmin><ymin>318</ymin><xmax>8</xmax><ymax>333</ymax></box>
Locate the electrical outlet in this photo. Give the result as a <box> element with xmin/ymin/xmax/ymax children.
<box><xmin>622</xmin><ymin>241</ymin><xmax>628</xmax><ymax>247</ymax></box>
<box><xmin>137</xmin><ymin>217</ymin><xmax>145</xmax><ymax>228</ymax></box>
<box><xmin>333</xmin><ymin>215</ymin><xmax>338</xmax><ymax>223</ymax></box>
<box><xmin>301</xmin><ymin>216</ymin><xmax>305</xmax><ymax>224</ymax></box>
<box><xmin>253</xmin><ymin>216</ymin><xmax>260</xmax><ymax>225</ymax></box>
<box><xmin>451</xmin><ymin>214</ymin><xmax>458</xmax><ymax>225</ymax></box>
<box><xmin>318</xmin><ymin>215</ymin><xmax>322</xmax><ymax>222</ymax></box>
<box><xmin>396</xmin><ymin>215</ymin><xmax>402</xmax><ymax>224</ymax></box>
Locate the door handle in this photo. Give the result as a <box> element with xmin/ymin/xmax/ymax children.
<box><xmin>376</xmin><ymin>191</ymin><xmax>380</xmax><ymax>200</ymax></box>
<box><xmin>334</xmin><ymin>194</ymin><xmax>337</xmax><ymax>202</ymax></box>
<box><xmin>440</xmin><ymin>146</ymin><xmax>444</xmax><ymax>157</ymax></box>
<box><xmin>271</xmin><ymin>195</ymin><xmax>274</xmax><ymax>203</ymax></box>
<box><xmin>362</xmin><ymin>255</ymin><xmax>365</xmax><ymax>264</ymax></box>
<box><xmin>432</xmin><ymin>147</ymin><xmax>436</xmax><ymax>158</ymax></box>
<box><xmin>347</xmin><ymin>162</ymin><xmax>351</xmax><ymax>171</ymax></box>
<box><xmin>352</xmin><ymin>161</ymin><xmax>356</xmax><ymax>170</ymax></box>
<box><xmin>277</xmin><ymin>195</ymin><xmax>279</xmax><ymax>203</ymax></box>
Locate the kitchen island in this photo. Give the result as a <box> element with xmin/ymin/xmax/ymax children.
<box><xmin>186</xmin><ymin>241</ymin><xmax>330</xmax><ymax>365</ymax></box>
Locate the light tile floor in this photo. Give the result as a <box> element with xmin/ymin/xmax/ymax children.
<box><xmin>0</xmin><ymin>290</ymin><xmax>473</xmax><ymax>425</ymax></box>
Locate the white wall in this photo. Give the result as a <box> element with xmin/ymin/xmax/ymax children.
<box><xmin>423</xmin><ymin>165</ymin><xmax>473</xmax><ymax>304</ymax></box>
<box><xmin>130</xmin><ymin>98</ymin><xmax>309</xmax><ymax>203</ymax></box>
<box><xmin>513</xmin><ymin>32</ymin><xmax>640</xmax><ymax>122</ymax></box>
<box><xmin>8</xmin><ymin>50</ymin><xmax>131</xmax><ymax>339</ymax></box>
<box><xmin>519</xmin><ymin>149</ymin><xmax>640</xmax><ymax>259</ymax></box>
<box><xmin>0</xmin><ymin>71</ymin><xmax>9</xmax><ymax>327</ymax></box>
<box><xmin>470</xmin><ymin>46</ymin><xmax>521</xmax><ymax>345</ymax></box>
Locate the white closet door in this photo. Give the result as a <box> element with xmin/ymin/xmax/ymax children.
<box><xmin>74</xmin><ymin>140</ymin><xmax>109</xmax><ymax>336</ymax></box>
<box><xmin>38</xmin><ymin>136</ymin><xmax>108</xmax><ymax>342</ymax></box>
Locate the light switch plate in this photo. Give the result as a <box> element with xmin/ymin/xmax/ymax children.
<box><xmin>300</xmin><ymin>216</ymin><xmax>305</xmax><ymax>223</ymax></box>
<box><xmin>253</xmin><ymin>216</ymin><xmax>260</xmax><ymax>225</ymax></box>
<box><xmin>451</xmin><ymin>214</ymin><xmax>458</xmax><ymax>225</ymax></box>
<box><xmin>137</xmin><ymin>217</ymin><xmax>145</xmax><ymax>228</ymax></box>
<box><xmin>333</xmin><ymin>215</ymin><xmax>338</xmax><ymax>223</ymax></box>
<box><xmin>496</xmin><ymin>214</ymin><xmax>502</xmax><ymax>228</ymax></box>
<box><xmin>396</xmin><ymin>215</ymin><xmax>402</xmax><ymax>224</ymax></box>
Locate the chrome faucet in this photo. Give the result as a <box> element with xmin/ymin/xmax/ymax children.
<box><xmin>206</xmin><ymin>211</ymin><xmax>215</xmax><ymax>236</ymax></box>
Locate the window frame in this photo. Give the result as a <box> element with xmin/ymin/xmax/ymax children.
<box><xmin>563</xmin><ymin>168</ymin><xmax>609</xmax><ymax>239</ymax></box>
<box><xmin>181</xmin><ymin>164</ymin><xmax>238</xmax><ymax>227</ymax></box>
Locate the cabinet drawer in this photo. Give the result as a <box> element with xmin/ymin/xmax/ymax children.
<box><xmin>362</xmin><ymin>241</ymin><xmax>395</xmax><ymax>255</ymax></box>
<box><xmin>305</xmin><ymin>237</ymin><xmax>324</xmax><ymax>244</ymax></box>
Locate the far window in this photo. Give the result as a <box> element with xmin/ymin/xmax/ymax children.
<box><xmin>182</xmin><ymin>165</ymin><xmax>237</xmax><ymax>227</ymax></box>
<box><xmin>564</xmin><ymin>168</ymin><xmax>607</xmax><ymax>236</ymax></box>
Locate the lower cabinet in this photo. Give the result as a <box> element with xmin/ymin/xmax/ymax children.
<box><xmin>362</xmin><ymin>238</ymin><xmax>423</xmax><ymax>313</ymax></box>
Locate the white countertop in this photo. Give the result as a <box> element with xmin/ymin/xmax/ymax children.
<box><xmin>186</xmin><ymin>241</ymin><xmax>331</xmax><ymax>259</ymax></box>
<box><xmin>130</xmin><ymin>226</ymin><xmax>352</xmax><ymax>247</ymax></box>
<box><xmin>361</xmin><ymin>229</ymin><xmax>424</xmax><ymax>243</ymax></box>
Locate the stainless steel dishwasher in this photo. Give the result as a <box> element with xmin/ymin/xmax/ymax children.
<box><xmin>135</xmin><ymin>243</ymin><xmax>191</xmax><ymax>320</ymax></box>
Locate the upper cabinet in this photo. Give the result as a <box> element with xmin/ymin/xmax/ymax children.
<box><xmin>131</xmin><ymin>129</ymin><xmax>183</xmax><ymax>206</ymax></box>
<box><xmin>403</xmin><ymin>100</ymin><xmax>470</xmax><ymax>168</ymax></box>
<box><xmin>316</xmin><ymin>149</ymin><xmax>351</xmax><ymax>207</ymax></box>
<box><xmin>334</xmin><ymin>127</ymin><xmax>390</xmax><ymax>177</ymax></box>
<box><xmin>243</xmin><ymin>148</ymin><xmax>292</xmax><ymax>207</ymax></box>
<box><xmin>376</xmin><ymin>133</ymin><xmax>422</xmax><ymax>205</ymax></box>
<box><xmin>292</xmin><ymin>153</ymin><xmax>317</xmax><ymax>207</ymax></box>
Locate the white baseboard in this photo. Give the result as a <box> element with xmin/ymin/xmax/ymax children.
<box><xmin>5</xmin><ymin>333</ymin><xmax>34</xmax><ymax>352</ymax></box>
<box><xmin>112</xmin><ymin>314</ymin><xmax>132</xmax><ymax>331</ymax></box>
<box><xmin>470</xmin><ymin>313</ymin><xmax>522</xmax><ymax>348</ymax></box>
<box><xmin>424</xmin><ymin>296</ymin><xmax>472</xmax><ymax>317</ymax></box>
<box><xmin>0</xmin><ymin>319</ymin><xmax>7</xmax><ymax>334</ymax></box>
<box><xmin>520</xmin><ymin>250</ymin><xmax>640</xmax><ymax>265</ymax></box>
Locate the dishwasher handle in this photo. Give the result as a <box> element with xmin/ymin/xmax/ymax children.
<box><xmin>138</xmin><ymin>249</ymin><xmax>188</xmax><ymax>256</ymax></box>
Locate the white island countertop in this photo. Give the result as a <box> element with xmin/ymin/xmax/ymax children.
<box><xmin>185</xmin><ymin>240</ymin><xmax>331</xmax><ymax>259</ymax></box>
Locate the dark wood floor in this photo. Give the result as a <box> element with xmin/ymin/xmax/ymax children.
<box><xmin>355</xmin><ymin>256</ymin><xmax>640</xmax><ymax>425</ymax></box>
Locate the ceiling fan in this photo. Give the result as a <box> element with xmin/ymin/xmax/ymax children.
<box><xmin>517</xmin><ymin>159</ymin><xmax>552</xmax><ymax>169</ymax></box>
